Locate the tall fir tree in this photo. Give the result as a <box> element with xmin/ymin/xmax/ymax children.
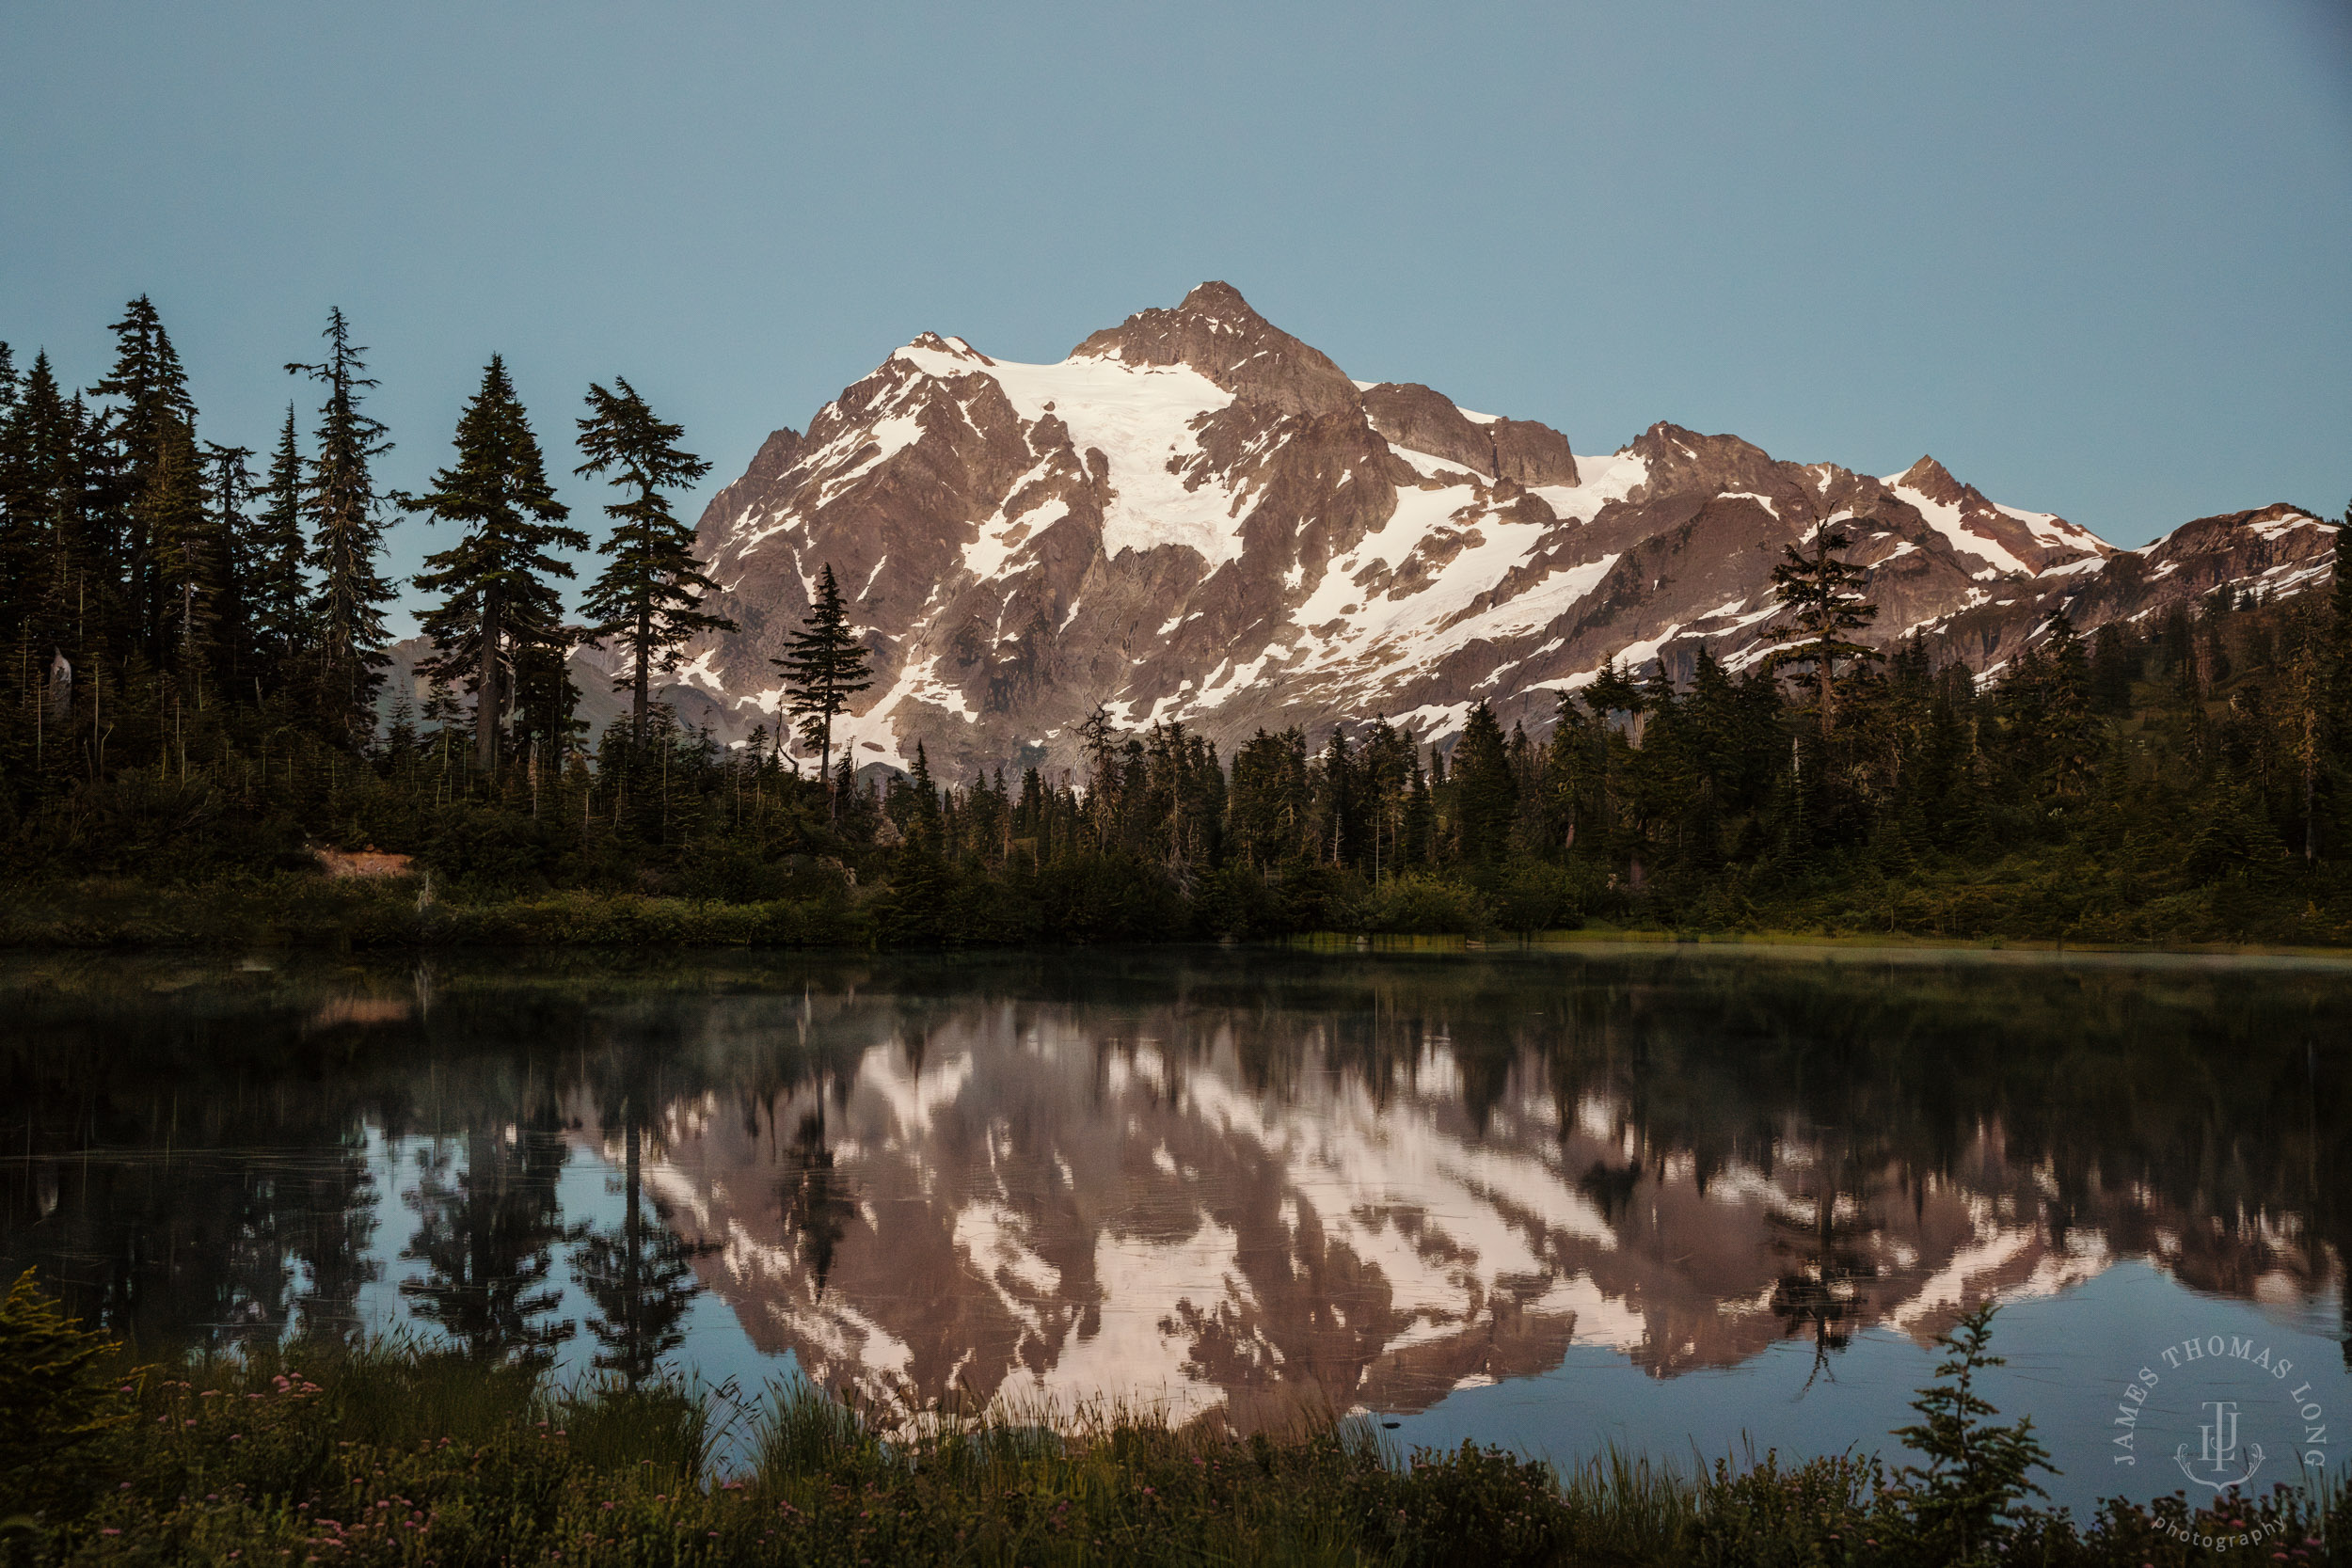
<box><xmin>573</xmin><ymin>377</ymin><xmax>734</xmax><ymax>740</ymax></box>
<box><xmin>1765</xmin><ymin>515</ymin><xmax>1882</xmax><ymax>736</ymax></box>
<box><xmin>88</xmin><ymin>296</ymin><xmax>198</xmax><ymax>660</ymax></box>
<box><xmin>8</xmin><ymin>356</ymin><xmax>95</xmax><ymax>662</ymax></box>
<box><xmin>246</xmin><ymin>407</ymin><xmax>310</xmax><ymax>689</ymax></box>
<box><xmin>0</xmin><ymin>341</ymin><xmax>26</xmax><ymax>655</ymax></box>
<box><xmin>200</xmin><ymin>441</ymin><xmax>256</xmax><ymax>689</ymax></box>
<box><xmin>403</xmin><ymin>356</ymin><xmax>587</xmax><ymax>774</ymax></box>
<box><xmin>287</xmin><ymin>309</ymin><xmax>395</xmax><ymax>749</ymax></box>
<box><xmin>1451</xmin><ymin>701</ymin><xmax>1518</xmax><ymax>863</ymax></box>
<box><xmin>771</xmin><ymin>562</ymin><xmax>873</xmax><ymax>822</ymax></box>
<box><xmin>140</xmin><ymin>411</ymin><xmax>216</xmax><ymax>682</ymax></box>
<box><xmin>70</xmin><ymin>393</ymin><xmax>121</xmax><ymax>653</ymax></box>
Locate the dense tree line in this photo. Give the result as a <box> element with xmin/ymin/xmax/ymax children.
<box><xmin>5</xmin><ymin>299</ymin><xmax>2352</xmax><ymax>945</ymax></box>
<box><xmin>0</xmin><ymin>298</ymin><xmax>745</xmax><ymax>880</ymax></box>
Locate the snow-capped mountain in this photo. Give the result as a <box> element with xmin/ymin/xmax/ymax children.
<box><xmin>662</xmin><ymin>282</ymin><xmax>2334</xmax><ymax>778</ymax></box>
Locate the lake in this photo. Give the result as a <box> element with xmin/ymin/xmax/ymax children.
<box><xmin>4</xmin><ymin>943</ymin><xmax>2345</xmax><ymax>1516</ymax></box>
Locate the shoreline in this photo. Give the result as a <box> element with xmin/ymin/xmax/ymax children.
<box><xmin>1290</xmin><ymin>927</ymin><xmax>2352</xmax><ymax>964</ymax></box>
<box><xmin>7</xmin><ymin>878</ymin><xmax>2352</xmax><ymax>966</ymax></box>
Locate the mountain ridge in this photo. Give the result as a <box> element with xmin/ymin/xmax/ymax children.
<box><xmin>436</xmin><ymin>283</ymin><xmax>2336</xmax><ymax>779</ymax></box>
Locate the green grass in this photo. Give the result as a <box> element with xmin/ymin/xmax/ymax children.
<box><xmin>3</xmin><ymin>1274</ymin><xmax>2344</xmax><ymax>1566</ymax></box>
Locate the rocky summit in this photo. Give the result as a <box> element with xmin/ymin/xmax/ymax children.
<box><xmin>651</xmin><ymin>282</ymin><xmax>2335</xmax><ymax>779</ymax></box>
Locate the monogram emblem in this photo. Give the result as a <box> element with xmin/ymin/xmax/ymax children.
<box><xmin>2173</xmin><ymin>1400</ymin><xmax>2265</xmax><ymax>1492</ymax></box>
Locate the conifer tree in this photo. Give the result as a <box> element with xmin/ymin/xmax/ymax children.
<box><xmin>1889</xmin><ymin>1304</ymin><xmax>2054</xmax><ymax>1564</ymax></box>
<box><xmin>138</xmin><ymin>412</ymin><xmax>215</xmax><ymax>680</ymax></box>
<box><xmin>0</xmin><ymin>341</ymin><xmax>27</xmax><ymax>652</ymax></box>
<box><xmin>403</xmin><ymin>356</ymin><xmax>587</xmax><ymax>775</ymax></box>
<box><xmin>905</xmin><ymin>739</ymin><xmax>944</xmax><ymax>841</ymax></box>
<box><xmin>772</xmin><ymin>562</ymin><xmax>873</xmax><ymax>822</ymax></box>
<box><xmin>2288</xmin><ymin>618</ymin><xmax>2326</xmax><ymax>865</ymax></box>
<box><xmin>1583</xmin><ymin>660</ymin><xmax>1647</xmax><ymax>740</ymax></box>
<box><xmin>1077</xmin><ymin>704</ymin><xmax>1127</xmax><ymax>847</ymax></box>
<box><xmin>88</xmin><ymin>298</ymin><xmax>194</xmax><ymax>445</ymax></box>
<box><xmin>574</xmin><ymin>377</ymin><xmax>734</xmax><ymax>740</ymax></box>
<box><xmin>1766</xmin><ymin>516</ymin><xmax>1881</xmax><ymax>736</ymax></box>
<box><xmin>8</xmin><ymin>355</ymin><xmax>94</xmax><ymax>661</ymax></box>
<box><xmin>1360</xmin><ymin>716</ymin><xmax>1414</xmax><ymax>879</ymax></box>
<box><xmin>510</xmin><ymin>628</ymin><xmax>586</xmax><ymax>771</ymax></box>
<box><xmin>422</xmin><ymin>673</ymin><xmax>467</xmax><ymax>790</ymax></box>
<box><xmin>247</xmin><ymin>407</ymin><xmax>310</xmax><ymax>686</ymax></box>
<box><xmin>1988</xmin><ymin>615</ymin><xmax>2098</xmax><ymax>812</ymax></box>
<box><xmin>1229</xmin><ymin>727</ymin><xmax>1310</xmax><ymax>869</ymax></box>
<box><xmin>2086</xmin><ymin>623</ymin><xmax>2137</xmax><ymax>715</ymax></box>
<box><xmin>1404</xmin><ymin>748</ymin><xmax>1434</xmax><ymax>865</ymax></box>
<box><xmin>89</xmin><ymin>296</ymin><xmax>197</xmax><ymax>657</ymax></box>
<box><xmin>1452</xmin><ymin>701</ymin><xmax>1518</xmax><ymax>863</ymax></box>
<box><xmin>287</xmin><ymin>309</ymin><xmax>395</xmax><ymax>749</ymax></box>
<box><xmin>201</xmin><ymin>441</ymin><xmax>254</xmax><ymax>685</ymax></box>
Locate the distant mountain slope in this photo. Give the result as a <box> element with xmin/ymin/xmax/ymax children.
<box><xmin>437</xmin><ymin>283</ymin><xmax>2337</xmax><ymax>775</ymax></box>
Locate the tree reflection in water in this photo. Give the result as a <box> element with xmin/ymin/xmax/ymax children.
<box><xmin>572</xmin><ymin>1098</ymin><xmax>707</xmax><ymax>1384</ymax></box>
<box><xmin>0</xmin><ymin>948</ymin><xmax>2344</xmax><ymax>1411</ymax></box>
<box><xmin>777</xmin><ymin>1105</ymin><xmax>854</xmax><ymax>1299</ymax></box>
<box><xmin>402</xmin><ymin>1118</ymin><xmax>578</xmax><ymax>1367</ymax></box>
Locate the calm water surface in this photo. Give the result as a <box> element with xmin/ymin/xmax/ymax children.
<box><xmin>4</xmin><ymin>945</ymin><xmax>2346</xmax><ymax>1514</ymax></box>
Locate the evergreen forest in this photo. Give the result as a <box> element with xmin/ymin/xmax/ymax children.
<box><xmin>6</xmin><ymin>299</ymin><xmax>2352</xmax><ymax>949</ymax></box>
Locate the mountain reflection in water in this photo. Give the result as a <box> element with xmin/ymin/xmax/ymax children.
<box><xmin>3</xmin><ymin>948</ymin><xmax>2345</xmax><ymax>1432</ymax></box>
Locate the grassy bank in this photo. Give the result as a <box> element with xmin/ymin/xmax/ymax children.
<box><xmin>1291</xmin><ymin>927</ymin><xmax>2352</xmax><ymax>963</ymax></box>
<box><xmin>0</xmin><ymin>876</ymin><xmax>865</xmax><ymax>951</ymax></box>
<box><xmin>5</xmin><ymin>1276</ymin><xmax>2343</xmax><ymax>1566</ymax></box>
<box><xmin>8</xmin><ymin>871</ymin><xmax>2352</xmax><ymax>955</ymax></box>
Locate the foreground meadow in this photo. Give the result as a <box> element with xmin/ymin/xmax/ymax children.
<box><xmin>5</xmin><ymin>1276</ymin><xmax>2342</xmax><ymax>1566</ymax></box>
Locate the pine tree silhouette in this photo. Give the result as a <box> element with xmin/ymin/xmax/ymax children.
<box><xmin>576</xmin><ymin>378</ymin><xmax>734</xmax><ymax>743</ymax></box>
<box><xmin>1765</xmin><ymin>516</ymin><xmax>1882</xmax><ymax>736</ymax></box>
<box><xmin>286</xmin><ymin>309</ymin><xmax>395</xmax><ymax>751</ymax></box>
<box><xmin>772</xmin><ymin>563</ymin><xmax>873</xmax><ymax>822</ymax></box>
<box><xmin>403</xmin><ymin>356</ymin><xmax>588</xmax><ymax>775</ymax></box>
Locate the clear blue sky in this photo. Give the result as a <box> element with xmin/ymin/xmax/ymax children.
<box><xmin>6</xmin><ymin>2</ymin><xmax>2347</xmax><ymax>633</ymax></box>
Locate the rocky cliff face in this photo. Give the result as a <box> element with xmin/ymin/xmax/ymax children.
<box><xmin>659</xmin><ymin>282</ymin><xmax>2336</xmax><ymax>779</ymax></box>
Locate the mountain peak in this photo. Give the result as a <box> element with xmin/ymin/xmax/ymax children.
<box><xmin>896</xmin><ymin>331</ymin><xmax>991</xmax><ymax>369</ymax></box>
<box><xmin>1173</xmin><ymin>279</ymin><xmax>1261</xmax><ymax>327</ymax></box>
<box><xmin>1893</xmin><ymin>455</ymin><xmax>1963</xmax><ymax>502</ymax></box>
<box><xmin>1070</xmin><ymin>281</ymin><xmax>1360</xmax><ymax>419</ymax></box>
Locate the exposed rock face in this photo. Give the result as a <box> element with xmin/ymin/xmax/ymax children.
<box><xmin>1920</xmin><ymin>501</ymin><xmax>2340</xmax><ymax>674</ymax></box>
<box><xmin>655</xmin><ymin>282</ymin><xmax>2336</xmax><ymax>779</ymax></box>
<box><xmin>1069</xmin><ymin>280</ymin><xmax>1363</xmax><ymax>419</ymax></box>
<box><xmin>1883</xmin><ymin>454</ymin><xmax>2111</xmax><ymax>578</ymax></box>
<box><xmin>1360</xmin><ymin>382</ymin><xmax>1579</xmax><ymax>487</ymax></box>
